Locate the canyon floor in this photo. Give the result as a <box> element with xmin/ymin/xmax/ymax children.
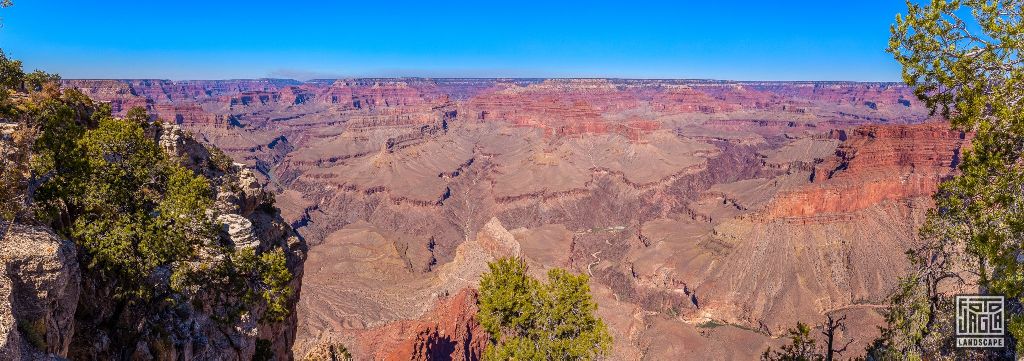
<box><xmin>67</xmin><ymin>78</ymin><xmax>963</xmax><ymax>360</ymax></box>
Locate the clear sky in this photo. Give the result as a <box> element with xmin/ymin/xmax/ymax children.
<box><xmin>0</xmin><ymin>1</ymin><xmax>915</xmax><ymax>81</ymax></box>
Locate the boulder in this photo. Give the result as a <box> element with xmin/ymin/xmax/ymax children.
<box><xmin>0</xmin><ymin>223</ymin><xmax>80</xmax><ymax>360</ymax></box>
<box><xmin>217</xmin><ymin>214</ymin><xmax>260</xmax><ymax>250</ymax></box>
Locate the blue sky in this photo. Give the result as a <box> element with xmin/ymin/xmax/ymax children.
<box><xmin>0</xmin><ymin>1</ymin><xmax>913</xmax><ymax>81</ymax></box>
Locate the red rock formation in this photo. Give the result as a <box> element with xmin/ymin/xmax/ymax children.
<box><xmin>225</xmin><ymin>90</ymin><xmax>282</xmax><ymax>107</ymax></box>
<box><xmin>352</xmin><ymin>288</ymin><xmax>485</xmax><ymax>361</ymax></box>
<box><xmin>649</xmin><ymin>85</ymin><xmax>738</xmax><ymax>113</ymax></box>
<box><xmin>150</xmin><ymin>102</ymin><xmax>233</xmax><ymax>127</ymax></box>
<box><xmin>765</xmin><ymin>122</ymin><xmax>966</xmax><ymax>218</ymax></box>
<box><xmin>463</xmin><ymin>80</ymin><xmax>664</xmax><ymax>141</ymax></box>
<box><xmin>279</xmin><ymin>86</ymin><xmax>315</xmax><ymax>105</ymax></box>
<box><xmin>310</xmin><ymin>80</ymin><xmax>443</xmax><ymax>109</ymax></box>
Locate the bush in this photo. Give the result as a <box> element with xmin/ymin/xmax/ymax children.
<box><xmin>235</xmin><ymin>248</ymin><xmax>294</xmax><ymax>322</ymax></box>
<box><xmin>477</xmin><ymin>257</ymin><xmax>612</xmax><ymax>360</ymax></box>
<box><xmin>207</xmin><ymin>145</ymin><xmax>235</xmax><ymax>173</ymax></box>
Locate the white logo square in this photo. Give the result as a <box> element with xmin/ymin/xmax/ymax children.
<box><xmin>955</xmin><ymin>295</ymin><xmax>1005</xmax><ymax>348</ymax></box>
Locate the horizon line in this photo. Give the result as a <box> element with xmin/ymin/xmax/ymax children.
<box><xmin>60</xmin><ymin>77</ymin><xmax>907</xmax><ymax>85</ymax></box>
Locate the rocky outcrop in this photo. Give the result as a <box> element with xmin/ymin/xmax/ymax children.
<box><xmin>346</xmin><ymin>288</ymin><xmax>485</xmax><ymax>361</ymax></box>
<box><xmin>764</xmin><ymin>122</ymin><xmax>965</xmax><ymax>218</ymax></box>
<box><xmin>0</xmin><ymin>119</ymin><xmax>311</xmax><ymax>361</ymax></box>
<box><xmin>433</xmin><ymin>217</ymin><xmax>522</xmax><ymax>298</ymax></box>
<box><xmin>475</xmin><ymin>217</ymin><xmax>521</xmax><ymax>259</ymax></box>
<box><xmin>218</xmin><ymin>214</ymin><xmax>260</xmax><ymax>250</ymax></box>
<box><xmin>0</xmin><ymin>224</ymin><xmax>80</xmax><ymax>360</ymax></box>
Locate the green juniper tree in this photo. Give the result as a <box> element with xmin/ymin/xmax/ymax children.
<box><xmin>876</xmin><ymin>0</ymin><xmax>1024</xmax><ymax>359</ymax></box>
<box><xmin>763</xmin><ymin>315</ymin><xmax>854</xmax><ymax>361</ymax></box>
<box><xmin>477</xmin><ymin>257</ymin><xmax>612</xmax><ymax>360</ymax></box>
<box><xmin>762</xmin><ymin>322</ymin><xmax>822</xmax><ymax>361</ymax></box>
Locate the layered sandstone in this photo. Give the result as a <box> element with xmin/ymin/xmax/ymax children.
<box><xmin>765</xmin><ymin>122</ymin><xmax>964</xmax><ymax>218</ymax></box>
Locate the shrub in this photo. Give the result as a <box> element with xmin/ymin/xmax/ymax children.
<box><xmin>477</xmin><ymin>257</ymin><xmax>612</xmax><ymax>360</ymax></box>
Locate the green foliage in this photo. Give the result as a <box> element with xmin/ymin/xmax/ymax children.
<box><xmin>477</xmin><ymin>257</ymin><xmax>612</xmax><ymax>360</ymax></box>
<box><xmin>22</xmin><ymin>70</ymin><xmax>59</xmax><ymax>92</ymax></box>
<box><xmin>160</xmin><ymin>163</ymin><xmax>213</xmax><ymax>217</ymax></box>
<box><xmin>77</xmin><ymin>116</ymin><xmax>162</xmax><ymax>211</ymax></box>
<box><xmin>235</xmin><ymin>248</ymin><xmax>294</xmax><ymax>323</ymax></box>
<box><xmin>884</xmin><ymin>0</ymin><xmax>1024</xmax><ymax>358</ymax></box>
<box><xmin>73</xmin><ymin>211</ymin><xmax>160</xmax><ymax>295</ymax></box>
<box><xmin>0</xmin><ymin>48</ymin><xmax>22</xmax><ymax>93</ymax></box>
<box><xmin>69</xmin><ymin>116</ymin><xmax>171</xmax><ymax>297</ymax></box>
<box><xmin>762</xmin><ymin>322</ymin><xmax>821</xmax><ymax>361</ymax></box>
<box><xmin>0</xmin><ymin>29</ymin><xmax>294</xmax><ymax>356</ymax></box>
<box><xmin>124</xmin><ymin>106</ymin><xmax>151</xmax><ymax>124</ymax></box>
<box><xmin>207</xmin><ymin>145</ymin><xmax>235</xmax><ymax>173</ymax></box>
<box><xmin>28</xmin><ymin>92</ymin><xmax>88</xmax><ymax>204</ymax></box>
<box><xmin>259</xmin><ymin>249</ymin><xmax>294</xmax><ymax>322</ymax></box>
<box><xmin>479</xmin><ymin>258</ymin><xmax>538</xmax><ymax>339</ymax></box>
<box><xmin>157</xmin><ymin>164</ymin><xmax>218</xmax><ymax>251</ymax></box>
<box><xmin>1</xmin><ymin>48</ymin><xmax>86</xmax><ymax>239</ymax></box>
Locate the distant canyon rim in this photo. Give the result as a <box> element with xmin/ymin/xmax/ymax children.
<box><xmin>64</xmin><ymin>78</ymin><xmax>963</xmax><ymax>360</ymax></box>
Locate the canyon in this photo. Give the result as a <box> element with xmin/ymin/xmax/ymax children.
<box><xmin>63</xmin><ymin>78</ymin><xmax>958</xmax><ymax>360</ymax></box>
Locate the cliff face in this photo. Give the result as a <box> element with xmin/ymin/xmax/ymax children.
<box><xmin>346</xmin><ymin>288</ymin><xmax>484</xmax><ymax>361</ymax></box>
<box><xmin>765</xmin><ymin>122</ymin><xmax>965</xmax><ymax>217</ymax></box>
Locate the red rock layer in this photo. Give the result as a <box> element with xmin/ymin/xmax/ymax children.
<box><xmin>765</xmin><ymin>122</ymin><xmax>966</xmax><ymax>218</ymax></box>
<box><xmin>151</xmin><ymin>103</ymin><xmax>229</xmax><ymax>127</ymax></box>
<box><xmin>352</xmin><ymin>288</ymin><xmax>485</xmax><ymax>361</ymax></box>
<box><xmin>463</xmin><ymin>80</ymin><xmax>662</xmax><ymax>141</ymax></box>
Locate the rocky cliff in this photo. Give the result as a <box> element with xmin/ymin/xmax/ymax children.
<box><xmin>337</xmin><ymin>288</ymin><xmax>484</xmax><ymax>361</ymax></box>
<box><xmin>0</xmin><ymin>120</ymin><xmax>307</xmax><ymax>360</ymax></box>
<box><xmin>764</xmin><ymin>122</ymin><xmax>965</xmax><ymax>217</ymax></box>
